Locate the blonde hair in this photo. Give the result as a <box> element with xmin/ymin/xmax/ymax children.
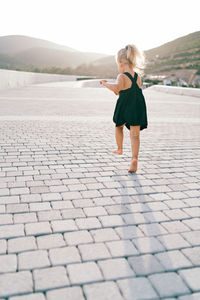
<box><xmin>116</xmin><ymin>44</ymin><xmax>146</xmax><ymax>77</ymax></box>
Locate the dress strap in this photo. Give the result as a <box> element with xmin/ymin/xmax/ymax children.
<box><xmin>123</xmin><ymin>72</ymin><xmax>137</xmax><ymax>83</ymax></box>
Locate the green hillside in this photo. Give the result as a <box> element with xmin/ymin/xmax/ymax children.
<box><xmin>145</xmin><ymin>31</ymin><xmax>200</xmax><ymax>74</ymax></box>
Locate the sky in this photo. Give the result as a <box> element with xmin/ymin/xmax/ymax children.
<box><xmin>1</xmin><ymin>0</ymin><xmax>200</xmax><ymax>55</ymax></box>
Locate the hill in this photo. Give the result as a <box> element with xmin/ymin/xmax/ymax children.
<box><xmin>0</xmin><ymin>32</ymin><xmax>200</xmax><ymax>86</ymax></box>
<box><xmin>0</xmin><ymin>35</ymin><xmax>108</xmax><ymax>69</ymax></box>
<box><xmin>87</xmin><ymin>31</ymin><xmax>200</xmax><ymax>85</ymax></box>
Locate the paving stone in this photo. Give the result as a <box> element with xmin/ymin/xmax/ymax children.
<box><xmin>37</xmin><ymin>210</ymin><xmax>62</xmax><ymax>221</ymax></box>
<box><xmin>183</xmin><ymin>207</ymin><xmax>200</xmax><ymax>217</ymax></box>
<box><xmin>9</xmin><ymin>293</ymin><xmax>46</xmax><ymax>300</ymax></box>
<box><xmin>179</xmin><ymin>268</ymin><xmax>200</xmax><ymax>292</ymax></box>
<box><xmin>37</xmin><ymin>233</ymin><xmax>66</xmax><ymax>249</ymax></box>
<box><xmin>181</xmin><ymin>246</ymin><xmax>200</xmax><ymax>266</ymax></box>
<box><xmin>143</xmin><ymin>211</ymin><xmax>169</xmax><ymax>222</ymax></box>
<box><xmin>0</xmin><ymin>205</ymin><xmax>5</xmax><ymax>213</ymax></box>
<box><xmin>115</xmin><ymin>225</ymin><xmax>144</xmax><ymax>239</ymax></box>
<box><xmin>60</xmin><ymin>191</ymin><xmax>82</xmax><ymax>200</ymax></box>
<box><xmin>86</xmin><ymin>182</ymin><xmax>105</xmax><ymax>189</ymax></box>
<box><xmin>0</xmin><ymin>213</ymin><xmax>13</xmax><ymax>225</ymax></box>
<box><xmin>155</xmin><ymin>250</ymin><xmax>193</xmax><ymax>271</ymax></box>
<box><xmin>126</xmin><ymin>203</ymin><xmax>150</xmax><ymax>213</ymax></box>
<box><xmin>67</xmin><ymin>184</ymin><xmax>87</xmax><ymax>191</ymax></box>
<box><xmin>30</xmin><ymin>186</ymin><xmax>49</xmax><ymax>194</ymax></box>
<box><xmin>0</xmin><ymin>271</ymin><xmax>33</xmax><ymax>298</ymax></box>
<box><xmin>0</xmin><ymin>240</ymin><xmax>7</xmax><ymax>254</ymax></box>
<box><xmin>178</xmin><ymin>293</ymin><xmax>200</xmax><ymax>300</ymax></box>
<box><xmin>41</xmin><ymin>192</ymin><xmax>62</xmax><ymax>201</ymax></box>
<box><xmin>51</xmin><ymin>219</ymin><xmax>78</xmax><ymax>233</ymax></box>
<box><xmin>0</xmin><ymin>254</ymin><xmax>17</xmax><ymax>273</ymax></box>
<box><xmin>98</xmin><ymin>258</ymin><xmax>135</xmax><ymax>280</ymax></box>
<box><xmin>93</xmin><ymin>197</ymin><xmax>115</xmax><ymax>206</ymax></box>
<box><xmin>148</xmin><ymin>193</ymin><xmax>171</xmax><ymax>201</ymax></box>
<box><xmin>78</xmin><ymin>242</ymin><xmax>111</xmax><ymax>261</ymax></box>
<box><xmin>29</xmin><ymin>202</ymin><xmax>51</xmax><ymax>211</ymax></box>
<box><xmin>138</xmin><ymin>223</ymin><xmax>168</xmax><ymax>236</ymax></box>
<box><xmin>51</xmin><ymin>200</ymin><xmax>73</xmax><ymax>209</ymax></box>
<box><xmin>145</xmin><ymin>201</ymin><xmax>169</xmax><ymax>211</ymax></box>
<box><xmin>49</xmin><ymin>246</ymin><xmax>81</xmax><ymax>265</ymax></box>
<box><xmin>18</xmin><ymin>250</ymin><xmax>50</xmax><ymax>270</ymax></box>
<box><xmin>14</xmin><ymin>212</ymin><xmax>37</xmax><ymax>224</ymax></box>
<box><xmin>25</xmin><ymin>221</ymin><xmax>52</xmax><ymax>236</ymax></box>
<box><xmin>117</xmin><ymin>277</ymin><xmax>159</xmax><ymax>299</ymax></box>
<box><xmin>46</xmin><ymin>286</ymin><xmax>85</xmax><ymax>300</ymax></box>
<box><xmin>90</xmin><ymin>228</ymin><xmax>120</xmax><ymax>242</ymax></box>
<box><xmin>8</xmin><ymin>236</ymin><xmax>37</xmax><ymax>253</ymax></box>
<box><xmin>83</xmin><ymin>281</ymin><xmax>123</xmax><ymax>300</ymax></box>
<box><xmin>72</xmin><ymin>198</ymin><xmax>95</xmax><ymax>208</ymax></box>
<box><xmin>0</xmin><ymin>224</ymin><xmax>24</xmax><ymax>239</ymax></box>
<box><xmin>163</xmin><ymin>209</ymin><xmax>190</xmax><ymax>220</ymax></box>
<box><xmin>83</xmin><ymin>206</ymin><xmax>107</xmax><ymax>217</ymax></box>
<box><xmin>99</xmin><ymin>188</ymin><xmax>121</xmax><ymax>197</ymax></box>
<box><xmin>6</xmin><ymin>204</ymin><xmax>29</xmax><ymax>213</ymax></box>
<box><xmin>148</xmin><ymin>272</ymin><xmax>190</xmax><ymax>298</ymax></box>
<box><xmin>67</xmin><ymin>261</ymin><xmax>103</xmax><ymax>284</ymax></box>
<box><xmin>98</xmin><ymin>215</ymin><xmax>126</xmax><ymax>227</ymax></box>
<box><xmin>128</xmin><ymin>254</ymin><xmax>165</xmax><ymax>275</ymax></box>
<box><xmin>104</xmin><ymin>204</ymin><xmax>129</xmax><ymax>215</ymax></box>
<box><xmin>181</xmin><ymin>231</ymin><xmax>200</xmax><ymax>246</ymax></box>
<box><xmin>0</xmin><ymin>188</ymin><xmax>9</xmax><ymax>196</ymax></box>
<box><xmin>75</xmin><ymin>217</ymin><xmax>102</xmax><ymax>230</ymax></box>
<box><xmin>182</xmin><ymin>218</ymin><xmax>200</xmax><ymax>231</ymax></box>
<box><xmin>49</xmin><ymin>185</ymin><xmax>68</xmax><ymax>192</ymax></box>
<box><xmin>0</xmin><ymin>195</ymin><xmax>19</xmax><ymax>204</ymax></box>
<box><xmin>157</xmin><ymin>233</ymin><xmax>190</xmax><ymax>250</ymax></box>
<box><xmin>33</xmin><ymin>266</ymin><xmax>69</xmax><ymax>291</ymax></box>
<box><xmin>10</xmin><ymin>188</ymin><xmax>30</xmax><ymax>195</ymax></box>
<box><xmin>161</xmin><ymin>220</ymin><xmax>191</xmax><ymax>233</ymax></box>
<box><xmin>61</xmin><ymin>208</ymin><xmax>85</xmax><ymax>219</ymax></box>
<box><xmin>132</xmin><ymin>236</ymin><xmax>165</xmax><ymax>254</ymax></box>
<box><xmin>64</xmin><ymin>230</ymin><xmax>93</xmax><ymax>245</ymax></box>
<box><xmin>106</xmin><ymin>240</ymin><xmax>139</xmax><ymax>257</ymax></box>
<box><xmin>120</xmin><ymin>212</ymin><xmax>148</xmax><ymax>225</ymax></box>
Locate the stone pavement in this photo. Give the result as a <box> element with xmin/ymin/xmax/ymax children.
<box><xmin>0</xmin><ymin>82</ymin><xmax>200</xmax><ymax>299</ymax></box>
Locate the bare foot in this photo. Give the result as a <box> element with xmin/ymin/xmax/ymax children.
<box><xmin>128</xmin><ymin>158</ymin><xmax>138</xmax><ymax>173</ymax></box>
<box><xmin>112</xmin><ymin>149</ymin><xmax>123</xmax><ymax>155</ymax></box>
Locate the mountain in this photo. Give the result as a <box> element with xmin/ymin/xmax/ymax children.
<box><xmin>88</xmin><ymin>31</ymin><xmax>200</xmax><ymax>84</ymax></box>
<box><xmin>144</xmin><ymin>31</ymin><xmax>200</xmax><ymax>73</ymax></box>
<box><xmin>0</xmin><ymin>35</ymin><xmax>77</xmax><ymax>54</ymax></box>
<box><xmin>0</xmin><ymin>35</ymin><xmax>108</xmax><ymax>69</ymax></box>
<box><xmin>0</xmin><ymin>32</ymin><xmax>200</xmax><ymax>85</ymax></box>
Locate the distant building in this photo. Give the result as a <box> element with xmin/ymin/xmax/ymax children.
<box><xmin>163</xmin><ymin>78</ymin><xmax>172</xmax><ymax>86</ymax></box>
<box><xmin>177</xmin><ymin>78</ymin><xmax>188</xmax><ymax>87</ymax></box>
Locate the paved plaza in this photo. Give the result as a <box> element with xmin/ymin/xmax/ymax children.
<box><xmin>0</xmin><ymin>81</ymin><xmax>200</xmax><ymax>299</ymax></box>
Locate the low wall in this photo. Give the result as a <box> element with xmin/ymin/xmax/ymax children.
<box><xmin>0</xmin><ymin>69</ymin><xmax>77</xmax><ymax>90</ymax></box>
<box><xmin>148</xmin><ymin>85</ymin><xmax>200</xmax><ymax>98</ymax></box>
<box><xmin>78</xmin><ymin>79</ymin><xmax>115</xmax><ymax>88</ymax></box>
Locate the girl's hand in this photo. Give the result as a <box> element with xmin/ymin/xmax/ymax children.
<box><xmin>100</xmin><ymin>80</ymin><xmax>107</xmax><ymax>86</ymax></box>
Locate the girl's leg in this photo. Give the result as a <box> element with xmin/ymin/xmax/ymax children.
<box><xmin>112</xmin><ymin>124</ymin><xmax>125</xmax><ymax>155</ymax></box>
<box><xmin>128</xmin><ymin>125</ymin><xmax>140</xmax><ymax>172</ymax></box>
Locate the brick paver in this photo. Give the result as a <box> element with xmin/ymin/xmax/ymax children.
<box><xmin>0</xmin><ymin>82</ymin><xmax>199</xmax><ymax>298</ymax></box>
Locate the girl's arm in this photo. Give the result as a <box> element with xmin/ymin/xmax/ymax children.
<box><xmin>101</xmin><ymin>74</ymin><xmax>124</xmax><ymax>95</ymax></box>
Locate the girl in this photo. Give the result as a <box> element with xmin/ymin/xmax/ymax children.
<box><xmin>101</xmin><ymin>44</ymin><xmax>148</xmax><ymax>173</ymax></box>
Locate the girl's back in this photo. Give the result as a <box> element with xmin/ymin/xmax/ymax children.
<box><xmin>121</xmin><ymin>72</ymin><xmax>142</xmax><ymax>90</ymax></box>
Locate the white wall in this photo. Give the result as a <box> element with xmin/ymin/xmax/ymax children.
<box><xmin>0</xmin><ymin>69</ymin><xmax>77</xmax><ymax>90</ymax></box>
<box><xmin>148</xmin><ymin>85</ymin><xmax>200</xmax><ymax>98</ymax></box>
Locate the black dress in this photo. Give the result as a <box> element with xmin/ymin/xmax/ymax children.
<box><xmin>113</xmin><ymin>71</ymin><xmax>148</xmax><ymax>131</ymax></box>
